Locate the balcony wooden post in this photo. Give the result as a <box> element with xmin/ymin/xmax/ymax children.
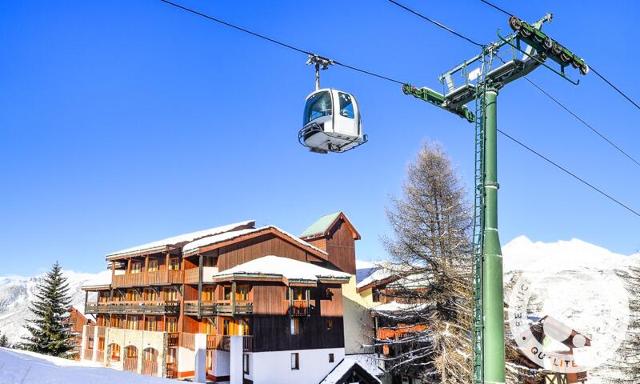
<box><xmin>306</xmin><ymin>288</ymin><xmax>310</xmax><ymax>316</ymax></box>
<box><xmin>144</xmin><ymin>255</ymin><xmax>149</xmax><ymax>286</ymax></box>
<box><xmin>84</xmin><ymin>290</ymin><xmax>88</xmax><ymax>314</ymax></box>
<box><xmin>231</xmin><ymin>281</ymin><xmax>236</xmax><ymax>316</ymax></box>
<box><xmin>165</xmin><ymin>252</ymin><xmax>170</xmax><ymax>282</ymax></box>
<box><xmin>198</xmin><ymin>254</ymin><xmax>203</xmax><ymax>319</ymax></box>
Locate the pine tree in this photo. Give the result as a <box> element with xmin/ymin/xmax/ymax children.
<box><xmin>22</xmin><ymin>261</ymin><xmax>73</xmax><ymax>357</ymax></box>
<box><xmin>0</xmin><ymin>332</ymin><xmax>8</xmax><ymax>348</ymax></box>
<box><xmin>377</xmin><ymin>143</ymin><xmax>473</xmax><ymax>383</ymax></box>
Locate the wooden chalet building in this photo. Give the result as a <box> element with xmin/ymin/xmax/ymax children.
<box><xmin>81</xmin><ymin>212</ymin><xmax>369</xmax><ymax>383</ymax></box>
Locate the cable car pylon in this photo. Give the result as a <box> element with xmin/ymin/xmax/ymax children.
<box><xmin>401</xmin><ymin>13</ymin><xmax>588</xmax><ymax>384</ymax></box>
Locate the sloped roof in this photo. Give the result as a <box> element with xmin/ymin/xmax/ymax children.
<box><xmin>212</xmin><ymin>255</ymin><xmax>351</xmax><ymax>283</ymax></box>
<box><xmin>106</xmin><ymin>220</ymin><xmax>255</xmax><ymax>259</ymax></box>
<box><xmin>300</xmin><ymin>211</ymin><xmax>361</xmax><ymax>240</ymax></box>
<box><xmin>182</xmin><ymin>226</ymin><xmax>328</xmax><ymax>257</ymax></box>
<box><xmin>320</xmin><ymin>354</ymin><xmax>383</xmax><ymax>384</ymax></box>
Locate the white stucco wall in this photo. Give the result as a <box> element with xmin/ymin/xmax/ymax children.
<box><xmin>342</xmin><ymin>276</ymin><xmax>375</xmax><ymax>354</ymax></box>
<box><xmin>250</xmin><ymin>348</ymin><xmax>344</xmax><ymax>384</ymax></box>
<box><xmin>102</xmin><ymin>328</ymin><xmax>166</xmax><ymax>377</ymax></box>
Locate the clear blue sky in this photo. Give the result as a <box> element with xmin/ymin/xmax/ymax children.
<box><xmin>1</xmin><ymin>0</ymin><xmax>638</xmax><ymax>275</ymax></box>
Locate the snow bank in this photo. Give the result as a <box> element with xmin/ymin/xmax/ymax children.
<box><xmin>0</xmin><ymin>348</ymin><xmax>174</xmax><ymax>384</ymax></box>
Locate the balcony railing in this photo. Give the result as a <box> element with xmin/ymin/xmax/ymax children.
<box><xmin>167</xmin><ymin>332</ymin><xmax>179</xmax><ymax>347</ymax></box>
<box><xmin>112</xmin><ymin>270</ymin><xmax>183</xmax><ymax>288</ymax></box>
<box><xmin>289</xmin><ymin>300</ymin><xmax>310</xmax><ymax>317</ymax></box>
<box><xmin>183</xmin><ymin>300</ymin><xmax>253</xmax><ymax>316</ymax></box>
<box><xmin>85</xmin><ymin>301</ymin><xmax>180</xmax><ymax>315</ymax></box>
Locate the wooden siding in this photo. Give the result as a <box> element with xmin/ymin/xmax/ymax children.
<box><xmin>324</xmin><ymin>219</ymin><xmax>357</xmax><ymax>274</ymax></box>
<box><xmin>252</xmin><ymin>284</ymin><xmax>287</xmax><ymax>315</ymax></box>
<box><xmin>217</xmin><ymin>233</ymin><xmax>323</xmax><ymax>271</ymax></box>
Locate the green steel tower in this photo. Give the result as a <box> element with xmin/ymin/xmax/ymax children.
<box><xmin>403</xmin><ymin>13</ymin><xmax>588</xmax><ymax>383</ymax></box>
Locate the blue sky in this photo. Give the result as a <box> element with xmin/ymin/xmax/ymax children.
<box><xmin>1</xmin><ymin>0</ymin><xmax>638</xmax><ymax>275</ymax></box>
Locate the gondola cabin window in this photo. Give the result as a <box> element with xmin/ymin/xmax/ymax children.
<box><xmin>303</xmin><ymin>91</ymin><xmax>332</xmax><ymax>125</ymax></box>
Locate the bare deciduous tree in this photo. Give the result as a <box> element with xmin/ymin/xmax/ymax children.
<box><xmin>376</xmin><ymin>143</ymin><xmax>474</xmax><ymax>383</ymax></box>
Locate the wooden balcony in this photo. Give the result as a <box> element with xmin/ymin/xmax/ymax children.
<box><xmin>183</xmin><ymin>300</ymin><xmax>253</xmax><ymax>316</ymax></box>
<box><xmin>167</xmin><ymin>332</ymin><xmax>179</xmax><ymax>347</ymax></box>
<box><xmin>85</xmin><ymin>301</ymin><xmax>179</xmax><ymax>315</ymax></box>
<box><xmin>111</xmin><ymin>270</ymin><xmax>183</xmax><ymax>288</ymax></box>
<box><xmin>289</xmin><ymin>300</ymin><xmax>310</xmax><ymax>317</ymax></box>
<box><xmin>206</xmin><ymin>335</ymin><xmax>252</xmax><ymax>352</ymax></box>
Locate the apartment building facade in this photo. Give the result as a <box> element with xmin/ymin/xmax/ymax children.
<box><xmin>81</xmin><ymin>213</ymin><xmax>362</xmax><ymax>383</ymax></box>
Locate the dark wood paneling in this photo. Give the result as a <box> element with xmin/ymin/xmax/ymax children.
<box><xmin>251</xmin><ymin>315</ymin><xmax>344</xmax><ymax>352</ymax></box>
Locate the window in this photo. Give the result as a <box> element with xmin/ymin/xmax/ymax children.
<box><xmin>109</xmin><ymin>344</ymin><xmax>120</xmax><ymax>361</ymax></box>
<box><xmin>224</xmin><ymin>286</ymin><xmax>232</xmax><ymax>300</ymax></box>
<box><xmin>290</xmin><ymin>318</ymin><xmax>300</xmax><ymax>336</ymax></box>
<box><xmin>243</xmin><ymin>354</ymin><xmax>250</xmax><ymax>374</ymax></box>
<box><xmin>326</xmin><ymin>319</ymin><xmax>334</xmax><ymax>331</ymax></box>
<box><xmin>164</xmin><ymin>288</ymin><xmax>178</xmax><ymax>302</ymax></box>
<box><xmin>291</xmin><ymin>287</ymin><xmax>306</xmax><ymax>301</ymax></box>
<box><xmin>236</xmin><ymin>285</ymin><xmax>250</xmax><ymax>301</ymax></box>
<box><xmin>223</xmin><ymin>319</ymin><xmax>231</xmax><ymax>336</ymax></box>
<box><xmin>145</xmin><ymin>316</ymin><xmax>157</xmax><ymax>331</ymax></box>
<box><xmin>338</xmin><ymin>92</ymin><xmax>354</xmax><ymax>118</ymax></box>
<box><xmin>166</xmin><ymin>317</ymin><xmax>178</xmax><ymax>333</ymax></box>
<box><xmin>128</xmin><ymin>316</ymin><xmax>139</xmax><ymax>330</ymax></box>
<box><xmin>148</xmin><ymin>258</ymin><xmax>158</xmax><ymax>272</ymax></box>
<box><xmin>201</xmin><ymin>286</ymin><xmax>215</xmax><ymax>301</ymax></box>
<box><xmin>169</xmin><ymin>257</ymin><xmax>180</xmax><ymax>271</ymax></box>
<box><xmin>131</xmin><ymin>261</ymin><xmax>142</xmax><ymax>274</ymax></box>
<box><xmin>372</xmin><ymin>288</ymin><xmax>381</xmax><ymax>303</ymax></box>
<box><xmin>203</xmin><ymin>255</ymin><xmax>216</xmax><ymax>267</ymax></box>
<box><xmin>145</xmin><ymin>289</ymin><xmax>158</xmax><ymax>301</ymax></box>
<box><xmin>290</xmin><ymin>353</ymin><xmax>299</xmax><ymax>370</ymax></box>
<box><xmin>303</xmin><ymin>91</ymin><xmax>332</xmax><ymax>125</ymax></box>
<box><xmin>328</xmin><ymin>353</ymin><xmax>335</xmax><ymax>363</ymax></box>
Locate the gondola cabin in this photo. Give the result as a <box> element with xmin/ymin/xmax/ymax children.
<box><xmin>299</xmin><ymin>88</ymin><xmax>366</xmax><ymax>153</ymax></box>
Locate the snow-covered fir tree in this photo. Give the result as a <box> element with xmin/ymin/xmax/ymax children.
<box><xmin>22</xmin><ymin>261</ymin><xmax>73</xmax><ymax>357</ymax></box>
<box><xmin>377</xmin><ymin>143</ymin><xmax>474</xmax><ymax>383</ymax></box>
<box><xmin>0</xmin><ymin>332</ymin><xmax>8</xmax><ymax>347</ymax></box>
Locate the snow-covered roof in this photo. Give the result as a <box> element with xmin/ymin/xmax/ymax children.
<box><xmin>182</xmin><ymin>225</ymin><xmax>328</xmax><ymax>256</ymax></box>
<box><xmin>300</xmin><ymin>212</ymin><xmax>342</xmax><ymax>238</ymax></box>
<box><xmin>212</xmin><ymin>255</ymin><xmax>351</xmax><ymax>283</ymax></box>
<box><xmin>300</xmin><ymin>211</ymin><xmax>361</xmax><ymax>240</ymax></box>
<box><xmin>80</xmin><ymin>270</ymin><xmax>112</xmax><ymax>290</ymax></box>
<box><xmin>106</xmin><ymin>220</ymin><xmax>255</xmax><ymax>259</ymax></box>
<box><xmin>320</xmin><ymin>353</ymin><xmax>383</xmax><ymax>384</ymax></box>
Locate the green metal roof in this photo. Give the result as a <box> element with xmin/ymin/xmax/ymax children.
<box><xmin>300</xmin><ymin>212</ymin><xmax>342</xmax><ymax>238</ymax></box>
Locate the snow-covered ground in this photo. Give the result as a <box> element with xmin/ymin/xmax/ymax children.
<box><xmin>0</xmin><ymin>348</ymin><xmax>175</xmax><ymax>384</ymax></box>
